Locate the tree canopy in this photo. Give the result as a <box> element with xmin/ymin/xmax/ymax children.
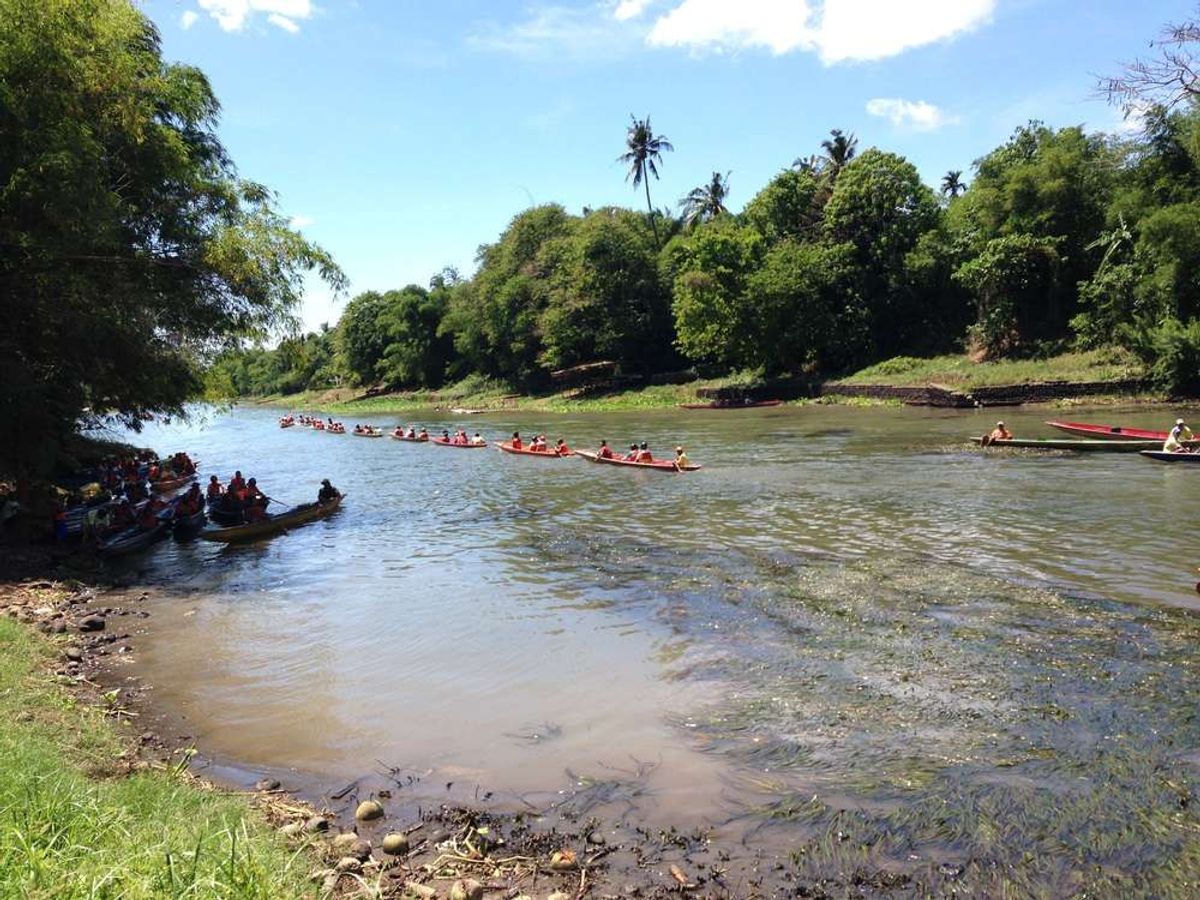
<box><xmin>0</xmin><ymin>0</ymin><xmax>344</xmax><ymax>474</ymax></box>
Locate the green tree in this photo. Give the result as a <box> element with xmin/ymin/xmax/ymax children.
<box><xmin>336</xmin><ymin>291</ymin><xmax>393</xmax><ymax>386</ymax></box>
<box><xmin>820</xmin><ymin>129</ymin><xmax>858</xmax><ymax>179</ymax></box>
<box><xmin>742</xmin><ymin>169</ymin><xmax>823</xmax><ymax>242</ymax></box>
<box><xmin>0</xmin><ymin>0</ymin><xmax>344</xmax><ymax>474</ymax></box>
<box><xmin>941</xmin><ymin>170</ymin><xmax>966</xmax><ymax>198</ymax></box>
<box><xmin>376</xmin><ymin>285</ymin><xmax>454</xmax><ymax>388</ymax></box>
<box><xmin>680</xmin><ymin>171</ymin><xmax>731</xmax><ymax>228</ymax></box>
<box><xmin>618</xmin><ymin>115</ymin><xmax>674</xmax><ymax>246</ymax></box>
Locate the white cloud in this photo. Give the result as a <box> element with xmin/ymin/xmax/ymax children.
<box><xmin>181</xmin><ymin>10</ymin><xmax>199</xmax><ymax>29</ymax></box>
<box><xmin>815</xmin><ymin>0</ymin><xmax>995</xmax><ymax>64</ymax></box>
<box><xmin>267</xmin><ymin>12</ymin><xmax>301</xmax><ymax>33</ymax></box>
<box><xmin>468</xmin><ymin>6</ymin><xmax>638</xmax><ymax>61</ymax></box>
<box><xmin>614</xmin><ymin>0</ymin><xmax>652</xmax><ymax>21</ymax></box>
<box><xmin>865</xmin><ymin>97</ymin><xmax>959</xmax><ymax>131</ymax></box>
<box><xmin>196</xmin><ymin>0</ymin><xmax>313</xmax><ymax>33</ymax></box>
<box><xmin>642</xmin><ymin>0</ymin><xmax>995</xmax><ymax>62</ymax></box>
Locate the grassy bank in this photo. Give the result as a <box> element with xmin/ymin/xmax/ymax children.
<box><xmin>0</xmin><ymin>603</ymin><xmax>312</xmax><ymax>898</ymax></box>
<box><xmin>244</xmin><ymin>349</ymin><xmax>1151</xmax><ymax>416</ymax></box>
<box><xmin>835</xmin><ymin>347</ymin><xmax>1144</xmax><ymax>388</ymax></box>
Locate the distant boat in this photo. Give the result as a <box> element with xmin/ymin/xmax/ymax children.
<box><xmin>680</xmin><ymin>399</ymin><xmax>783</xmax><ymax>410</ymax></box>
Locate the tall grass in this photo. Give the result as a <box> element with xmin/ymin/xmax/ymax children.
<box><xmin>0</xmin><ymin>617</ymin><xmax>313</xmax><ymax>898</ymax></box>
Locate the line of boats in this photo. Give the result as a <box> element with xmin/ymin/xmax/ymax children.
<box><xmin>977</xmin><ymin>419</ymin><xmax>1200</xmax><ymax>461</ymax></box>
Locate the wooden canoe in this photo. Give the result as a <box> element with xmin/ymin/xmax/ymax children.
<box><xmin>575</xmin><ymin>449</ymin><xmax>701</xmax><ymax>472</ymax></box>
<box><xmin>151</xmin><ymin>473</ymin><xmax>193</xmax><ymax>494</ymax></box>
<box><xmin>680</xmin><ymin>399</ymin><xmax>783</xmax><ymax>410</ymax></box>
<box><xmin>1140</xmin><ymin>450</ymin><xmax>1200</xmax><ymax>463</ymax></box>
<box><xmin>431</xmin><ymin>438</ymin><xmax>488</xmax><ymax>448</ymax></box>
<box><xmin>198</xmin><ymin>494</ymin><xmax>343</xmax><ymax>543</ymax></box>
<box><xmin>172</xmin><ymin>509</ymin><xmax>207</xmax><ymax>539</ymax></box>
<box><xmin>498</xmin><ymin>442</ymin><xmax>572</xmax><ymax>458</ymax></box>
<box><xmin>1045</xmin><ymin>420</ymin><xmax>1169</xmax><ymax>441</ymax></box>
<box><xmin>972</xmin><ymin>437</ymin><xmax>1165</xmax><ymax>452</ymax></box>
<box><xmin>98</xmin><ymin>516</ymin><xmax>172</xmax><ymax>556</ymax></box>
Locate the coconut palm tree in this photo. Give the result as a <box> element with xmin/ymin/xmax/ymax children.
<box><xmin>680</xmin><ymin>171</ymin><xmax>731</xmax><ymax>228</ymax></box>
<box><xmin>792</xmin><ymin>153</ymin><xmax>824</xmax><ymax>174</ymax></box>
<box><xmin>821</xmin><ymin>129</ymin><xmax>857</xmax><ymax>178</ymax></box>
<box><xmin>618</xmin><ymin>114</ymin><xmax>674</xmax><ymax>244</ymax></box>
<box><xmin>941</xmin><ymin>169</ymin><xmax>966</xmax><ymax>198</ymax></box>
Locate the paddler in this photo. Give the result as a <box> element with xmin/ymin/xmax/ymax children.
<box><xmin>983</xmin><ymin>421</ymin><xmax>1012</xmax><ymax>445</ymax></box>
<box><xmin>1164</xmin><ymin>418</ymin><xmax>1195</xmax><ymax>452</ymax></box>
<box><xmin>318</xmin><ymin>478</ymin><xmax>340</xmax><ymax>503</ymax></box>
<box><xmin>674</xmin><ymin>446</ymin><xmax>690</xmax><ymax>469</ymax></box>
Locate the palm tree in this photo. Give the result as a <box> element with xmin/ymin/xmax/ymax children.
<box><xmin>618</xmin><ymin>114</ymin><xmax>674</xmax><ymax>244</ymax></box>
<box><xmin>941</xmin><ymin>169</ymin><xmax>966</xmax><ymax>198</ymax></box>
<box><xmin>792</xmin><ymin>153</ymin><xmax>825</xmax><ymax>174</ymax></box>
<box><xmin>820</xmin><ymin>129</ymin><xmax>857</xmax><ymax>178</ymax></box>
<box><xmin>680</xmin><ymin>171</ymin><xmax>731</xmax><ymax>228</ymax></box>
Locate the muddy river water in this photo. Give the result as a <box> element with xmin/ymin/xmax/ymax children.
<box><xmin>120</xmin><ymin>403</ymin><xmax>1200</xmax><ymax>893</ymax></box>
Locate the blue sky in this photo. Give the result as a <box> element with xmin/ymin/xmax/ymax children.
<box><xmin>141</xmin><ymin>0</ymin><xmax>1193</xmax><ymax>331</ymax></box>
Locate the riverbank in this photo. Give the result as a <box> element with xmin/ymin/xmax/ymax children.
<box><xmin>243</xmin><ymin>349</ymin><xmax>1158</xmax><ymax>415</ymax></box>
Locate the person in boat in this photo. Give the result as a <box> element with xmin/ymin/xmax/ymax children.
<box><xmin>636</xmin><ymin>442</ymin><xmax>653</xmax><ymax>463</ymax></box>
<box><xmin>597</xmin><ymin>440</ymin><xmax>613</xmax><ymax>459</ymax></box>
<box><xmin>417</xmin><ymin>427</ymin><xmax>428</xmax><ymax>440</ymax></box>
<box><xmin>532</xmin><ymin>434</ymin><xmax>548</xmax><ymax>452</ymax></box>
<box><xmin>318</xmin><ymin>479</ymin><xmax>340</xmax><ymax>503</ymax></box>
<box><xmin>441</xmin><ymin>429</ymin><xmax>451</xmax><ymax>442</ymax></box>
<box><xmin>178</xmin><ymin>484</ymin><xmax>203</xmax><ymax>516</ymax></box>
<box><xmin>1165</xmin><ymin>418</ymin><xmax>1195</xmax><ymax>452</ymax></box>
<box><xmin>511</xmin><ymin>431</ymin><xmax>523</xmax><ymax>450</ymax></box>
<box><xmin>624</xmin><ymin>443</ymin><xmax>639</xmax><ymax>461</ymax></box>
<box><xmin>471</xmin><ymin>432</ymin><xmax>486</xmax><ymax>446</ymax></box>
<box><xmin>206</xmin><ymin>475</ymin><xmax>223</xmax><ymax>501</ymax></box>
<box><xmin>229</xmin><ymin>470</ymin><xmax>246</xmax><ymax>495</ymax></box>
<box><xmin>983</xmin><ymin>421</ymin><xmax>1012</xmax><ymax>445</ymax></box>
<box><xmin>555</xmin><ymin>438</ymin><xmax>570</xmax><ymax>455</ymax></box>
<box><xmin>244</xmin><ymin>497</ymin><xmax>269</xmax><ymax>523</ymax></box>
<box><xmin>136</xmin><ymin>503</ymin><xmax>160</xmax><ymax>531</ymax></box>
<box><xmin>244</xmin><ymin>478</ymin><xmax>266</xmax><ymax>506</ymax></box>
<box><xmin>674</xmin><ymin>446</ymin><xmax>690</xmax><ymax>469</ymax></box>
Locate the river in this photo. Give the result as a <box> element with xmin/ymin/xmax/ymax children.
<box><xmin>116</xmin><ymin>403</ymin><xmax>1200</xmax><ymax>893</ymax></box>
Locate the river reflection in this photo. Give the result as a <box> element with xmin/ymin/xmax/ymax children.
<box><xmin>122</xmin><ymin>403</ymin><xmax>1200</xmax><ymax>888</ymax></box>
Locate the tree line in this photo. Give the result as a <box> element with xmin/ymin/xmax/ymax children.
<box><xmin>214</xmin><ymin>96</ymin><xmax>1200</xmax><ymax>399</ymax></box>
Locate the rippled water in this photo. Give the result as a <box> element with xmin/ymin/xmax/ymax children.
<box><xmin>118</xmin><ymin>403</ymin><xmax>1200</xmax><ymax>886</ymax></box>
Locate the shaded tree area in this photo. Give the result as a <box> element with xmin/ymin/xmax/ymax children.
<box><xmin>220</xmin><ymin>9</ymin><xmax>1200</xmax><ymax>399</ymax></box>
<box><xmin>0</xmin><ymin>0</ymin><xmax>344</xmax><ymax>474</ymax></box>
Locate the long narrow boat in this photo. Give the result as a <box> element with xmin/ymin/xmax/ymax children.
<box><xmin>575</xmin><ymin>449</ymin><xmax>702</xmax><ymax>472</ymax></box>
<box><xmin>198</xmin><ymin>494</ymin><xmax>344</xmax><ymax>543</ymax></box>
<box><xmin>498</xmin><ymin>441</ymin><xmax>572</xmax><ymax>458</ymax></box>
<box><xmin>150</xmin><ymin>473</ymin><xmax>193</xmax><ymax>494</ymax></box>
<box><xmin>1045</xmin><ymin>420</ymin><xmax>1169</xmax><ymax>441</ymax></box>
<box><xmin>172</xmin><ymin>509</ymin><xmax>207</xmax><ymax>540</ymax></box>
<box><xmin>98</xmin><ymin>516</ymin><xmax>172</xmax><ymax>556</ymax></box>
<box><xmin>353</xmin><ymin>428</ymin><xmax>383</xmax><ymax>438</ymax></box>
<box><xmin>391</xmin><ymin>432</ymin><xmax>429</xmax><ymax>442</ymax></box>
<box><xmin>680</xmin><ymin>399</ymin><xmax>783</xmax><ymax>410</ymax></box>
<box><xmin>1140</xmin><ymin>450</ymin><xmax>1200</xmax><ymax>463</ymax></box>
<box><xmin>431</xmin><ymin>438</ymin><xmax>488</xmax><ymax>448</ymax></box>
<box><xmin>971</xmin><ymin>436</ymin><xmax>1165</xmax><ymax>452</ymax></box>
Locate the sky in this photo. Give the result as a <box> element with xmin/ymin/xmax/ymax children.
<box><xmin>139</xmin><ymin>0</ymin><xmax>1195</xmax><ymax>332</ymax></box>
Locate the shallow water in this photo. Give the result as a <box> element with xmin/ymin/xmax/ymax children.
<box><xmin>119</xmin><ymin>403</ymin><xmax>1200</xmax><ymax>889</ymax></box>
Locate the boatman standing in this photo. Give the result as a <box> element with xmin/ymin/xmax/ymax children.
<box><xmin>1164</xmin><ymin>418</ymin><xmax>1195</xmax><ymax>453</ymax></box>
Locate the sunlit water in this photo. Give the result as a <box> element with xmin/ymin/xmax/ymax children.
<box><xmin>115</xmin><ymin>403</ymin><xmax>1200</xmax><ymax>878</ymax></box>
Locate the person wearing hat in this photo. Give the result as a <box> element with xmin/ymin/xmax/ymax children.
<box><xmin>983</xmin><ymin>420</ymin><xmax>1012</xmax><ymax>446</ymax></box>
<box><xmin>674</xmin><ymin>446</ymin><xmax>690</xmax><ymax>469</ymax></box>
<box><xmin>318</xmin><ymin>479</ymin><xmax>340</xmax><ymax>503</ymax></box>
<box><xmin>1164</xmin><ymin>418</ymin><xmax>1195</xmax><ymax>453</ymax></box>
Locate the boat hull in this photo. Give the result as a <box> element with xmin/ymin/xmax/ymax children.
<box><xmin>432</xmin><ymin>438</ymin><xmax>488</xmax><ymax>448</ymax></box>
<box><xmin>198</xmin><ymin>495</ymin><xmax>343</xmax><ymax>543</ymax></box>
<box><xmin>680</xmin><ymin>399</ymin><xmax>783</xmax><ymax>410</ymax></box>
<box><xmin>391</xmin><ymin>434</ymin><xmax>429</xmax><ymax>442</ymax></box>
<box><xmin>1140</xmin><ymin>450</ymin><xmax>1200</xmax><ymax>463</ymax></box>
<box><xmin>1046</xmin><ymin>420</ymin><xmax>1169</xmax><ymax>441</ymax></box>
<box><xmin>972</xmin><ymin>437</ymin><xmax>1164</xmax><ymax>452</ymax></box>
<box><xmin>498</xmin><ymin>442</ymin><xmax>571</xmax><ymax>458</ymax></box>
<box><xmin>575</xmin><ymin>449</ymin><xmax>701</xmax><ymax>471</ymax></box>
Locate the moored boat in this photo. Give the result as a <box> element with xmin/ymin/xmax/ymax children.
<box><xmin>172</xmin><ymin>509</ymin><xmax>207</xmax><ymax>539</ymax></box>
<box><xmin>1045</xmin><ymin>420</ymin><xmax>1169</xmax><ymax>441</ymax></box>
<box><xmin>98</xmin><ymin>515</ymin><xmax>172</xmax><ymax>556</ymax></box>
<box><xmin>971</xmin><ymin>436</ymin><xmax>1165</xmax><ymax>452</ymax></box>
<box><xmin>575</xmin><ymin>449</ymin><xmax>701</xmax><ymax>471</ymax></box>
<box><xmin>150</xmin><ymin>473</ymin><xmax>192</xmax><ymax>494</ymax></box>
<box><xmin>680</xmin><ymin>399</ymin><xmax>783</xmax><ymax>410</ymax></box>
<box><xmin>198</xmin><ymin>494</ymin><xmax>344</xmax><ymax>543</ymax></box>
<box><xmin>1140</xmin><ymin>450</ymin><xmax>1200</xmax><ymax>463</ymax></box>
<box><xmin>498</xmin><ymin>441</ymin><xmax>571</xmax><ymax>458</ymax></box>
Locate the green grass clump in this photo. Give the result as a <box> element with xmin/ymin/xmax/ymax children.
<box><xmin>0</xmin><ymin>617</ymin><xmax>313</xmax><ymax>898</ymax></box>
<box><xmin>838</xmin><ymin>348</ymin><xmax>1144</xmax><ymax>388</ymax></box>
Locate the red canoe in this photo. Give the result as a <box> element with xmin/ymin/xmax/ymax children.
<box><xmin>680</xmin><ymin>399</ymin><xmax>783</xmax><ymax>410</ymax></box>
<box><xmin>1046</xmin><ymin>420</ymin><xmax>1169</xmax><ymax>441</ymax></box>
<box><xmin>432</xmin><ymin>437</ymin><xmax>488</xmax><ymax>448</ymax></box>
<box><xmin>575</xmin><ymin>449</ymin><xmax>701</xmax><ymax>472</ymax></box>
<box><xmin>498</xmin><ymin>441</ymin><xmax>572</xmax><ymax>458</ymax></box>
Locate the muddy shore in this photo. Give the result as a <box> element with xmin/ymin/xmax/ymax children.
<box><xmin>0</xmin><ymin>570</ymin><xmax>916</xmax><ymax>899</ymax></box>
